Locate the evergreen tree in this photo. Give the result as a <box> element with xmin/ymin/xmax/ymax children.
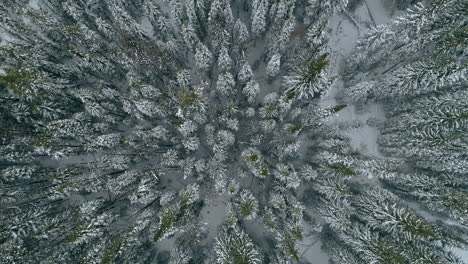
<box><xmin>343</xmin><ymin>0</ymin><xmax>468</xmax><ymax>230</ymax></box>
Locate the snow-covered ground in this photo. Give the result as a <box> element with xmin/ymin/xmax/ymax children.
<box><xmin>454</xmin><ymin>248</ymin><xmax>468</xmax><ymax>263</ymax></box>
<box><xmin>199</xmin><ymin>196</ymin><xmax>228</xmax><ymax>245</ymax></box>
<box><xmin>293</xmin><ymin>1</ymin><xmax>394</xmax><ymax>262</ymax></box>
<box><xmin>28</xmin><ymin>0</ymin><xmax>40</xmax><ymax>9</ymax></box>
<box><xmin>0</xmin><ymin>29</ymin><xmax>12</xmax><ymax>46</ymax></box>
<box><xmin>323</xmin><ymin>0</ymin><xmax>389</xmax><ymax>159</ymax></box>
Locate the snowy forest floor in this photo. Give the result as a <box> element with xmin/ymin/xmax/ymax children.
<box><xmin>300</xmin><ymin>1</ymin><xmax>392</xmax><ymax>262</ymax></box>
<box><xmin>322</xmin><ymin>0</ymin><xmax>391</xmax><ymax>160</ymax></box>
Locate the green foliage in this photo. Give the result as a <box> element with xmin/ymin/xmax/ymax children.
<box><xmin>239</xmin><ymin>201</ymin><xmax>255</xmax><ymax>218</ymax></box>
<box><xmin>259</xmin><ymin>165</ymin><xmax>269</xmax><ymax>177</ymax></box>
<box><xmin>214</xmin><ymin>226</ymin><xmax>261</xmax><ymax>264</ymax></box>
<box><xmin>290</xmin><ymin>225</ymin><xmax>304</xmax><ymax>240</ymax></box>
<box><xmin>0</xmin><ymin>67</ymin><xmax>35</xmax><ymax>93</ymax></box>
<box><xmin>171</xmin><ymin>119</ymin><xmax>184</xmax><ymax>127</ymax></box>
<box><xmin>213</xmin><ymin>13</ymin><xmax>227</xmax><ymax>28</ymax></box>
<box><xmin>303</xmin><ymin>54</ymin><xmax>329</xmax><ymax>83</ymax></box>
<box><xmin>32</xmin><ymin>133</ymin><xmax>53</xmax><ymax>147</ymax></box>
<box><xmin>330</xmin><ymin>104</ymin><xmax>347</xmax><ymax>113</ymax></box>
<box><xmin>102</xmin><ymin>236</ymin><xmax>122</xmax><ymax>264</ymax></box>
<box><xmin>57</xmin><ymin>182</ymin><xmax>71</xmax><ymax>193</ymax></box>
<box><xmin>287</xmin><ymin>91</ymin><xmax>297</xmax><ymax>100</ymax></box>
<box><xmin>265</xmin><ymin>104</ymin><xmax>277</xmax><ymax>115</ymax></box>
<box><xmin>179</xmin><ymin>183</ymin><xmax>199</xmax><ymax>205</ymax></box>
<box><xmin>375</xmin><ymin>241</ymin><xmax>406</xmax><ymax>264</ymax></box>
<box><xmin>179</xmin><ymin>90</ymin><xmax>199</xmax><ymax>106</ymax></box>
<box><xmin>248</xmin><ymin>154</ymin><xmax>258</xmax><ymax>162</ymax></box>
<box><xmin>330</xmin><ymin>163</ymin><xmax>356</xmax><ymax>177</ymax></box>
<box><xmin>441</xmin><ymin>25</ymin><xmax>468</xmax><ymax>48</ymax></box>
<box><xmin>63</xmin><ymin>24</ymin><xmax>84</xmax><ymax>39</ymax></box>
<box><xmin>67</xmin><ymin>230</ymin><xmax>80</xmax><ymax>243</ymax></box>
<box><xmin>279</xmin><ymin>233</ymin><xmax>300</xmax><ymax>261</ymax></box>
<box><xmin>290</xmin><ymin>124</ymin><xmax>303</xmax><ymax>133</ymax></box>
<box><xmin>237</xmin><ymin>191</ymin><xmax>258</xmax><ymax>220</ymax></box>
<box><xmin>400</xmin><ymin>215</ymin><xmax>437</xmax><ymax>239</ymax></box>
<box><xmin>154</xmin><ymin>205</ymin><xmax>180</xmax><ymax>242</ymax></box>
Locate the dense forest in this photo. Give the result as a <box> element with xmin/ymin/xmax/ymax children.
<box><xmin>0</xmin><ymin>0</ymin><xmax>466</xmax><ymax>263</ymax></box>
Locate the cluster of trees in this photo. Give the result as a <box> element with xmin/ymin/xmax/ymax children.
<box><xmin>334</xmin><ymin>0</ymin><xmax>468</xmax><ymax>263</ymax></box>
<box><xmin>0</xmin><ymin>0</ymin><xmax>465</xmax><ymax>263</ymax></box>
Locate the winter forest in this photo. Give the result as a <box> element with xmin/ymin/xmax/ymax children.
<box><xmin>0</xmin><ymin>0</ymin><xmax>467</xmax><ymax>263</ymax></box>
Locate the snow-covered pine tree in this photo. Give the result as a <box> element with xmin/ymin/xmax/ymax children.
<box><xmin>325</xmin><ymin>1</ymin><xmax>468</xmax><ymax>262</ymax></box>
<box><xmin>306</xmin><ymin>0</ymin><xmax>349</xmax><ymax>21</ymax></box>
<box><xmin>214</xmin><ymin>224</ymin><xmax>262</xmax><ymax>264</ymax></box>
<box><xmin>344</xmin><ymin>0</ymin><xmax>468</xmax><ymax>230</ymax></box>
<box><xmin>302</xmin><ymin>121</ymin><xmax>466</xmax><ymax>264</ymax></box>
<box><xmin>266</xmin><ymin>53</ymin><xmax>281</xmax><ymax>78</ymax></box>
<box><xmin>251</xmin><ymin>0</ymin><xmax>268</xmax><ymax>38</ymax></box>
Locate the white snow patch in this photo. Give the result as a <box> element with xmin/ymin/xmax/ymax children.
<box><xmin>28</xmin><ymin>0</ymin><xmax>40</xmax><ymax>9</ymax></box>
<box><xmin>362</xmin><ymin>0</ymin><xmax>391</xmax><ymax>25</ymax></box>
<box><xmin>328</xmin><ymin>15</ymin><xmax>360</xmax><ymax>58</ymax></box>
<box><xmin>452</xmin><ymin>248</ymin><xmax>468</xmax><ymax>263</ymax></box>
<box><xmin>0</xmin><ymin>31</ymin><xmax>13</xmax><ymax>46</ymax></box>
<box><xmin>154</xmin><ymin>234</ymin><xmax>178</xmax><ymax>252</ymax></box>
<box><xmin>140</xmin><ymin>17</ymin><xmax>154</xmax><ymax>37</ymax></box>
<box><xmin>199</xmin><ymin>197</ymin><xmax>228</xmax><ymax>245</ymax></box>
<box><xmin>336</xmin><ymin>103</ymin><xmax>385</xmax><ymax>158</ymax></box>
<box><xmin>323</xmin><ymin>0</ymin><xmax>390</xmax><ymax>167</ymax></box>
<box><xmin>298</xmin><ymin>240</ymin><xmax>330</xmax><ymax>264</ymax></box>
